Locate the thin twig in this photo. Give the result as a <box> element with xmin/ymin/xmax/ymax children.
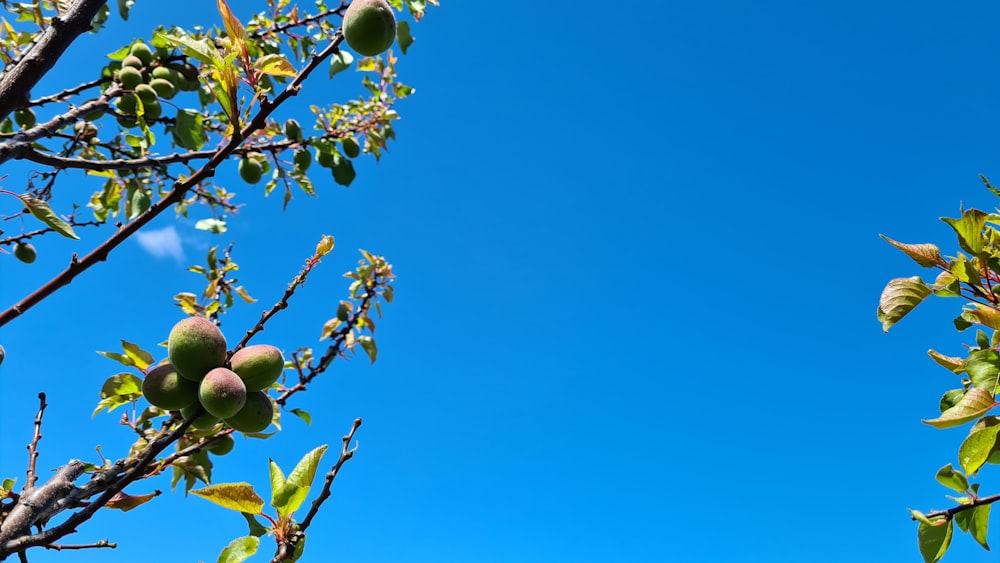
<box><xmin>41</xmin><ymin>540</ymin><xmax>116</xmax><ymax>551</ymax></box>
<box><xmin>920</xmin><ymin>492</ymin><xmax>1000</xmax><ymax>521</ymax></box>
<box><xmin>25</xmin><ymin>393</ymin><xmax>47</xmax><ymax>491</ymax></box>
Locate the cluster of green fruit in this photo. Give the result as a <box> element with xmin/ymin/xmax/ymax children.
<box><xmin>113</xmin><ymin>42</ymin><xmax>199</xmax><ymax>125</ymax></box>
<box><xmin>142</xmin><ymin>317</ymin><xmax>282</xmax><ymax>433</ymax></box>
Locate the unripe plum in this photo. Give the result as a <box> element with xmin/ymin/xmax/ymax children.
<box><xmin>118</xmin><ymin>66</ymin><xmax>143</xmax><ymax>90</ymax></box>
<box><xmin>121</xmin><ymin>55</ymin><xmax>144</xmax><ymax>69</ymax></box>
<box><xmin>199</xmin><ymin>367</ymin><xmax>247</xmax><ymax>419</ymax></box>
<box><xmin>225</xmin><ymin>391</ymin><xmax>274</xmax><ymax>433</ymax></box>
<box><xmin>129</xmin><ymin>43</ymin><xmax>154</xmax><ymax>66</ymax></box>
<box><xmin>343</xmin><ymin>0</ymin><xmax>397</xmax><ymax>57</ymax></box>
<box><xmin>181</xmin><ymin>404</ymin><xmax>221</xmax><ymax>430</ymax></box>
<box><xmin>167</xmin><ymin>317</ymin><xmax>227</xmax><ymax>381</ymax></box>
<box><xmin>142</xmin><ymin>363</ymin><xmax>198</xmax><ymax>410</ymax></box>
<box><xmin>239</xmin><ymin>158</ymin><xmax>263</xmax><ymax>184</ymax></box>
<box><xmin>207</xmin><ymin>434</ymin><xmax>235</xmax><ymax>455</ymax></box>
<box><xmin>149</xmin><ymin>78</ymin><xmax>177</xmax><ymax>99</ymax></box>
<box><xmin>13</xmin><ymin>242</ymin><xmax>36</xmax><ymax>263</ymax></box>
<box><xmin>230</xmin><ymin>345</ymin><xmax>284</xmax><ymax>391</ymax></box>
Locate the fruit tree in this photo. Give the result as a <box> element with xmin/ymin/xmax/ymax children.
<box><xmin>0</xmin><ymin>0</ymin><xmax>435</xmax><ymax>560</ymax></box>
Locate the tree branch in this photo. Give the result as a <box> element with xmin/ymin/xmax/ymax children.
<box><xmin>25</xmin><ymin>393</ymin><xmax>47</xmax><ymax>491</ymax></box>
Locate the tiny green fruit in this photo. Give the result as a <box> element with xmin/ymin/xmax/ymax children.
<box><xmin>341</xmin><ymin>137</ymin><xmax>361</xmax><ymax>158</ymax></box>
<box><xmin>331</xmin><ymin>152</ymin><xmax>356</xmax><ymax>186</ymax></box>
<box><xmin>343</xmin><ymin>0</ymin><xmax>397</xmax><ymax>57</ymax></box>
<box><xmin>239</xmin><ymin>158</ymin><xmax>263</xmax><ymax>184</ymax></box>
<box><xmin>284</xmin><ymin>119</ymin><xmax>302</xmax><ymax>141</ymax></box>
<box><xmin>117</xmin><ymin>93</ymin><xmax>139</xmax><ymax>115</ymax></box>
<box><xmin>142</xmin><ymin>98</ymin><xmax>162</xmax><ymax>120</ymax></box>
<box><xmin>118</xmin><ymin>66</ymin><xmax>143</xmax><ymax>90</ymax></box>
<box><xmin>199</xmin><ymin>367</ymin><xmax>247</xmax><ymax>419</ymax></box>
<box><xmin>225</xmin><ymin>391</ymin><xmax>274</xmax><ymax>433</ymax></box>
<box><xmin>135</xmin><ymin>84</ymin><xmax>157</xmax><ymax>104</ymax></box>
<box><xmin>293</xmin><ymin>148</ymin><xmax>312</xmax><ymax>172</ymax></box>
<box><xmin>230</xmin><ymin>345</ymin><xmax>284</xmax><ymax>392</ymax></box>
<box><xmin>13</xmin><ymin>242</ymin><xmax>36</xmax><ymax>263</ymax></box>
<box><xmin>14</xmin><ymin>109</ymin><xmax>35</xmax><ymax>129</ymax></box>
<box><xmin>168</xmin><ymin>317</ymin><xmax>228</xmax><ymax>381</ymax></box>
<box><xmin>121</xmin><ymin>55</ymin><xmax>144</xmax><ymax>69</ymax></box>
<box><xmin>149</xmin><ymin>78</ymin><xmax>177</xmax><ymax>99</ymax></box>
<box><xmin>207</xmin><ymin>434</ymin><xmax>235</xmax><ymax>455</ymax></box>
<box><xmin>181</xmin><ymin>404</ymin><xmax>221</xmax><ymax>430</ymax></box>
<box><xmin>129</xmin><ymin>42</ymin><xmax>154</xmax><ymax>66</ymax></box>
<box><xmin>142</xmin><ymin>363</ymin><xmax>198</xmax><ymax>410</ymax></box>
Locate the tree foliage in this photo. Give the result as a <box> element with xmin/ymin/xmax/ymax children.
<box><xmin>0</xmin><ymin>0</ymin><xmax>434</xmax><ymax>560</ymax></box>
<box><xmin>879</xmin><ymin>176</ymin><xmax>1000</xmax><ymax>561</ymax></box>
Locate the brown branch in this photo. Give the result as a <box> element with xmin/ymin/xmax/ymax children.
<box><xmin>28</xmin><ymin>78</ymin><xmax>108</xmax><ymax>107</ymax></box>
<box><xmin>0</xmin><ymin>36</ymin><xmax>347</xmax><ymax>329</ymax></box>
<box><xmin>42</xmin><ymin>540</ymin><xmax>116</xmax><ymax>551</ymax></box>
<box><xmin>0</xmin><ymin>89</ymin><xmax>119</xmax><ymax>166</ymax></box>
<box><xmin>273</xmin><ymin>417</ymin><xmax>361</xmax><ymax>562</ymax></box>
<box><xmin>251</xmin><ymin>5</ymin><xmax>345</xmax><ymax>39</ymax></box>
<box><xmin>25</xmin><ymin>393</ymin><xmax>47</xmax><ymax>491</ymax></box>
<box><xmin>0</xmin><ymin>0</ymin><xmax>110</xmax><ymax>122</ymax></box>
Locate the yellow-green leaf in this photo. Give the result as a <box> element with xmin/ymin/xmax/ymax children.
<box><xmin>928</xmin><ymin>349</ymin><xmax>967</xmax><ymax>374</ymax></box>
<box><xmin>923</xmin><ymin>387</ymin><xmax>998</xmax><ymax>429</ymax></box>
<box><xmin>918</xmin><ymin>517</ymin><xmax>953</xmax><ymax>563</ymax></box>
<box><xmin>880</xmin><ymin>234</ymin><xmax>943</xmax><ymax>267</ymax></box>
<box><xmin>959</xmin><ymin>418</ymin><xmax>1000</xmax><ymax>476</ymax></box>
<box><xmin>315</xmin><ymin>235</ymin><xmax>335</xmax><ymax>258</ymax></box>
<box><xmin>14</xmin><ymin>194</ymin><xmax>79</xmax><ymax>239</ymax></box>
<box><xmin>192</xmin><ymin>482</ymin><xmax>264</xmax><ymax>514</ymax></box>
<box><xmin>218</xmin><ymin>535</ymin><xmax>259</xmax><ymax>563</ymax></box>
<box><xmin>878</xmin><ymin>276</ymin><xmax>932</xmax><ymax>332</ymax></box>
<box><xmin>255</xmin><ymin>54</ymin><xmax>296</xmax><ymax>78</ymax></box>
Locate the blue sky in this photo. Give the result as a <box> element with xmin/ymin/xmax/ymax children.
<box><xmin>4</xmin><ymin>1</ymin><xmax>1000</xmax><ymax>561</ymax></box>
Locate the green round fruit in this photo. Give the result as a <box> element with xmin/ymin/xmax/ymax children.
<box><xmin>207</xmin><ymin>434</ymin><xmax>235</xmax><ymax>455</ymax></box>
<box><xmin>199</xmin><ymin>367</ymin><xmax>247</xmax><ymax>419</ymax></box>
<box><xmin>168</xmin><ymin>317</ymin><xmax>228</xmax><ymax>381</ymax></box>
<box><xmin>284</xmin><ymin>119</ymin><xmax>302</xmax><ymax>141</ymax></box>
<box><xmin>117</xmin><ymin>93</ymin><xmax>138</xmax><ymax>115</ymax></box>
<box><xmin>142</xmin><ymin>363</ymin><xmax>198</xmax><ymax>410</ymax></box>
<box><xmin>135</xmin><ymin>84</ymin><xmax>157</xmax><ymax>103</ymax></box>
<box><xmin>239</xmin><ymin>158</ymin><xmax>263</xmax><ymax>184</ymax></box>
<box><xmin>181</xmin><ymin>404</ymin><xmax>221</xmax><ymax>430</ymax></box>
<box><xmin>149</xmin><ymin>78</ymin><xmax>177</xmax><ymax>99</ymax></box>
<box><xmin>129</xmin><ymin>42</ymin><xmax>154</xmax><ymax>66</ymax></box>
<box><xmin>118</xmin><ymin>66</ymin><xmax>143</xmax><ymax>89</ymax></box>
<box><xmin>225</xmin><ymin>391</ymin><xmax>274</xmax><ymax>433</ymax></box>
<box><xmin>293</xmin><ymin>149</ymin><xmax>311</xmax><ymax>172</ymax></box>
<box><xmin>142</xmin><ymin>99</ymin><xmax>162</xmax><ymax>120</ymax></box>
<box><xmin>13</xmin><ymin>242</ymin><xmax>36</xmax><ymax>263</ymax></box>
<box><xmin>230</xmin><ymin>345</ymin><xmax>284</xmax><ymax>392</ymax></box>
<box><xmin>341</xmin><ymin>137</ymin><xmax>360</xmax><ymax>158</ymax></box>
<box><xmin>14</xmin><ymin>109</ymin><xmax>35</xmax><ymax>129</ymax></box>
<box><xmin>121</xmin><ymin>54</ymin><xmax>144</xmax><ymax>69</ymax></box>
<box><xmin>82</xmin><ymin>107</ymin><xmax>105</xmax><ymax>121</ymax></box>
<box><xmin>343</xmin><ymin>0</ymin><xmax>397</xmax><ymax>57</ymax></box>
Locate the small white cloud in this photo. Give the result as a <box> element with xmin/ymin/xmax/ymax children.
<box><xmin>136</xmin><ymin>226</ymin><xmax>184</xmax><ymax>261</ymax></box>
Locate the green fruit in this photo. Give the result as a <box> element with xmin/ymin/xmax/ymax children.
<box><xmin>13</xmin><ymin>242</ymin><xmax>36</xmax><ymax>263</ymax></box>
<box><xmin>168</xmin><ymin>317</ymin><xmax>228</xmax><ymax>381</ymax></box>
<box><xmin>14</xmin><ymin>109</ymin><xmax>35</xmax><ymax>129</ymax></box>
<box><xmin>142</xmin><ymin>98</ymin><xmax>162</xmax><ymax>120</ymax></box>
<box><xmin>177</xmin><ymin>62</ymin><xmax>199</xmax><ymax>81</ymax></box>
<box><xmin>117</xmin><ymin>93</ymin><xmax>138</xmax><ymax>115</ymax></box>
<box><xmin>331</xmin><ymin>153</ymin><xmax>356</xmax><ymax>186</ymax></box>
<box><xmin>0</xmin><ymin>118</ymin><xmax>12</xmax><ymax>134</ymax></box>
<box><xmin>135</xmin><ymin>84</ymin><xmax>157</xmax><ymax>103</ymax></box>
<box><xmin>230</xmin><ymin>345</ymin><xmax>284</xmax><ymax>392</ymax></box>
<box><xmin>198</xmin><ymin>367</ymin><xmax>247</xmax><ymax>419</ymax></box>
<box><xmin>118</xmin><ymin>66</ymin><xmax>143</xmax><ymax>89</ymax></box>
<box><xmin>284</xmin><ymin>119</ymin><xmax>302</xmax><ymax>141</ymax></box>
<box><xmin>82</xmin><ymin>107</ymin><xmax>105</xmax><ymax>122</ymax></box>
<box><xmin>181</xmin><ymin>404</ymin><xmax>221</xmax><ymax>430</ymax></box>
<box><xmin>343</xmin><ymin>0</ymin><xmax>397</xmax><ymax>57</ymax></box>
<box><xmin>225</xmin><ymin>391</ymin><xmax>274</xmax><ymax>433</ymax></box>
<box><xmin>239</xmin><ymin>158</ymin><xmax>263</xmax><ymax>184</ymax></box>
<box><xmin>129</xmin><ymin>42</ymin><xmax>154</xmax><ymax>66</ymax></box>
<box><xmin>341</xmin><ymin>137</ymin><xmax>360</xmax><ymax>158</ymax></box>
<box><xmin>207</xmin><ymin>434</ymin><xmax>235</xmax><ymax>455</ymax></box>
<box><xmin>121</xmin><ymin>55</ymin><xmax>144</xmax><ymax>69</ymax></box>
<box><xmin>142</xmin><ymin>363</ymin><xmax>198</xmax><ymax>410</ymax></box>
<box><xmin>149</xmin><ymin>78</ymin><xmax>176</xmax><ymax>99</ymax></box>
<box><xmin>293</xmin><ymin>149</ymin><xmax>311</xmax><ymax>172</ymax></box>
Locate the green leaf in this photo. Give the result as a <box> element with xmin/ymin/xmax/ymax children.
<box><xmin>959</xmin><ymin>418</ymin><xmax>1000</xmax><ymax>476</ymax></box>
<box><xmin>289</xmin><ymin>534</ymin><xmax>306</xmax><ymax>562</ymax></box>
<box><xmin>923</xmin><ymin>387</ymin><xmax>998</xmax><ymax>429</ymax></box>
<box><xmin>967</xmin><ymin>350</ymin><xmax>1000</xmax><ymax>393</ymax></box>
<box><xmin>358</xmin><ymin>335</ymin><xmax>377</xmax><ymax>363</ymax></box>
<box><xmin>269</xmin><ymin>458</ymin><xmax>287</xmax><ymax>501</ymax></box>
<box><xmin>943</xmin><ymin>209</ymin><xmax>989</xmax><ymax>255</ymax></box>
<box><xmin>157</xmin><ymin>32</ymin><xmax>223</xmax><ymax>66</ymax></box>
<box><xmin>290</xmin><ymin>408</ymin><xmax>312</xmax><ymax>425</ymax></box>
<box><xmin>966</xmin><ymin>305</ymin><xmax>1000</xmax><ymax>330</ymax></box>
<box><xmin>970</xmin><ymin>504</ymin><xmax>991</xmax><ymax>550</ymax></box>
<box><xmin>218</xmin><ymin>535</ymin><xmax>260</xmax><ymax>563</ymax></box>
<box><xmin>100</xmin><ymin>372</ymin><xmax>142</xmax><ymax>398</ymax></box>
<box><xmin>328</xmin><ymin>50</ymin><xmax>354</xmax><ymax>78</ymax></box>
<box><xmin>935</xmin><ymin>464</ymin><xmax>969</xmax><ymax>493</ymax></box>
<box><xmin>241</xmin><ymin>512</ymin><xmax>269</xmax><ymax>537</ymax></box>
<box><xmin>941</xmin><ymin>389</ymin><xmax>966</xmax><ymax>413</ymax></box>
<box><xmin>196</xmin><ymin>218</ymin><xmax>228</xmax><ymax>234</ymax></box>
<box><xmin>933</xmin><ymin>270</ymin><xmax>962</xmax><ymax>297</ymax></box>
<box><xmin>97</xmin><ymin>350</ymin><xmax>136</xmax><ymax>367</ymax></box>
<box><xmin>917</xmin><ymin>517</ymin><xmax>953</xmax><ymax>563</ymax></box>
<box><xmin>117</xmin><ymin>0</ymin><xmax>134</xmax><ymax>20</ymax></box>
<box><xmin>331</xmin><ymin>153</ymin><xmax>356</xmax><ymax>186</ymax></box>
<box><xmin>192</xmin><ymin>482</ymin><xmax>264</xmax><ymax>514</ymax></box>
<box><xmin>315</xmin><ymin>235</ymin><xmax>335</xmax><ymax>258</ymax></box>
<box><xmin>877</xmin><ymin>276</ymin><xmax>932</xmax><ymax>332</ymax></box>
<box><xmin>234</xmin><ymin>286</ymin><xmax>256</xmax><ymax>304</ymax></box>
<box><xmin>173</xmin><ymin>109</ymin><xmax>208</xmax><ymax>151</ymax></box>
<box><xmin>273</xmin><ymin>445</ymin><xmax>328</xmax><ymax>517</ymax></box>
<box><xmin>121</xmin><ymin>340</ymin><xmax>154</xmax><ymax>370</ymax></box>
<box><xmin>397</xmin><ymin>21</ymin><xmax>414</xmax><ymax>55</ymax></box>
<box><xmin>949</xmin><ymin>259</ymin><xmax>981</xmax><ymax>284</ymax></box>
<box><xmin>14</xmin><ymin>194</ymin><xmax>79</xmax><ymax>240</ymax></box>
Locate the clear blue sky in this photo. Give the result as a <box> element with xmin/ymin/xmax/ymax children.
<box><xmin>3</xmin><ymin>1</ymin><xmax>1000</xmax><ymax>561</ymax></box>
